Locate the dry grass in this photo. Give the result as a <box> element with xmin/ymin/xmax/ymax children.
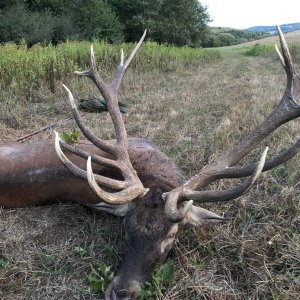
<box><xmin>1</xmin><ymin>39</ymin><xmax>300</xmax><ymax>299</ymax></box>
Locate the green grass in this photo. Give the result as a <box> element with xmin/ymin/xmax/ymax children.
<box><xmin>140</xmin><ymin>261</ymin><xmax>175</xmax><ymax>300</ymax></box>
<box><xmin>87</xmin><ymin>263</ymin><xmax>115</xmax><ymax>293</ymax></box>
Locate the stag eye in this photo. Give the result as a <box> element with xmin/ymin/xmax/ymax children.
<box><xmin>160</xmin><ymin>237</ymin><xmax>176</xmax><ymax>255</ymax></box>
<box><xmin>167</xmin><ymin>233</ymin><xmax>176</xmax><ymax>239</ymax></box>
<box><xmin>165</xmin><ymin>224</ymin><xmax>178</xmax><ymax>239</ymax></box>
<box><xmin>159</xmin><ymin>225</ymin><xmax>179</xmax><ymax>255</ymax></box>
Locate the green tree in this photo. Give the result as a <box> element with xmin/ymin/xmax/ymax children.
<box><xmin>154</xmin><ymin>0</ymin><xmax>210</xmax><ymax>46</ymax></box>
<box><xmin>109</xmin><ymin>0</ymin><xmax>161</xmax><ymax>42</ymax></box>
<box><xmin>110</xmin><ymin>0</ymin><xmax>210</xmax><ymax>46</ymax></box>
<box><xmin>0</xmin><ymin>0</ymin><xmax>211</xmax><ymax>46</ymax></box>
<box><xmin>71</xmin><ymin>0</ymin><xmax>123</xmax><ymax>42</ymax></box>
<box><xmin>25</xmin><ymin>0</ymin><xmax>123</xmax><ymax>42</ymax></box>
<box><xmin>0</xmin><ymin>3</ymin><xmax>55</xmax><ymax>45</ymax></box>
<box><xmin>25</xmin><ymin>0</ymin><xmax>71</xmax><ymax>15</ymax></box>
<box><xmin>0</xmin><ymin>0</ymin><xmax>19</xmax><ymax>9</ymax></box>
<box><xmin>28</xmin><ymin>0</ymin><xmax>123</xmax><ymax>42</ymax></box>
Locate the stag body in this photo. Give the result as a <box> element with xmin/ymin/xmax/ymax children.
<box><xmin>0</xmin><ymin>138</ymin><xmax>188</xmax><ymax>299</ymax></box>
<box><xmin>0</xmin><ymin>138</ymin><xmax>193</xmax><ymax>299</ymax></box>
<box><xmin>0</xmin><ymin>138</ymin><xmax>184</xmax><ymax>208</ymax></box>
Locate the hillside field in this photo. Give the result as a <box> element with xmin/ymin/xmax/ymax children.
<box><xmin>0</xmin><ymin>33</ymin><xmax>300</xmax><ymax>299</ymax></box>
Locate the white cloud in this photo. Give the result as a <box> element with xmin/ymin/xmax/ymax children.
<box><xmin>201</xmin><ymin>0</ymin><xmax>300</xmax><ymax>29</ymax></box>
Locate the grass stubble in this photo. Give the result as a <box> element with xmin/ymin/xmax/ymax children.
<box><xmin>0</xmin><ymin>34</ymin><xmax>300</xmax><ymax>299</ymax></box>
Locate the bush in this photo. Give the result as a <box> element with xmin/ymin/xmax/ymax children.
<box><xmin>244</xmin><ymin>44</ymin><xmax>273</xmax><ymax>57</ymax></box>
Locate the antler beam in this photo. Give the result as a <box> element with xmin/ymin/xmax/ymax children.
<box><xmin>165</xmin><ymin>26</ymin><xmax>300</xmax><ymax>222</ymax></box>
<box><xmin>55</xmin><ymin>31</ymin><xmax>149</xmax><ymax>204</ymax></box>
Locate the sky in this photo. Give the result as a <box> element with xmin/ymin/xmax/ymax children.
<box><xmin>201</xmin><ymin>0</ymin><xmax>300</xmax><ymax>29</ymax></box>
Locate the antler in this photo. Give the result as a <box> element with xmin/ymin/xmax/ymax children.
<box><xmin>55</xmin><ymin>31</ymin><xmax>148</xmax><ymax>204</ymax></box>
<box><xmin>165</xmin><ymin>25</ymin><xmax>300</xmax><ymax>222</ymax></box>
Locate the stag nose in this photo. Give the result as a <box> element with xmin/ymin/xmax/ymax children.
<box><xmin>110</xmin><ymin>289</ymin><xmax>134</xmax><ymax>300</ymax></box>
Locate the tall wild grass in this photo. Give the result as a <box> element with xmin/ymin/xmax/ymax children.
<box><xmin>0</xmin><ymin>40</ymin><xmax>220</xmax><ymax>97</ymax></box>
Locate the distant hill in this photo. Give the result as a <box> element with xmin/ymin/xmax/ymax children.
<box><xmin>246</xmin><ymin>23</ymin><xmax>300</xmax><ymax>35</ymax></box>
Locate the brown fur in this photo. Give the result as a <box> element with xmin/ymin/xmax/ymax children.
<box><xmin>0</xmin><ymin>137</ymin><xmax>184</xmax><ymax>208</ymax></box>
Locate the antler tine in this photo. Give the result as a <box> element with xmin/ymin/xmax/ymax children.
<box><xmin>112</xmin><ymin>30</ymin><xmax>147</xmax><ymax>92</ymax></box>
<box><xmin>74</xmin><ymin>30</ymin><xmax>146</xmax><ymax>148</ymax></box>
<box><xmin>275</xmin><ymin>44</ymin><xmax>285</xmax><ymax>69</ymax></box>
<box><xmin>75</xmin><ymin>44</ymin><xmax>111</xmax><ymax>103</ymax></box>
<box><xmin>217</xmin><ymin>138</ymin><xmax>300</xmax><ymax>179</ymax></box>
<box><xmin>164</xmin><ymin>137</ymin><xmax>300</xmax><ymax>220</ymax></box>
<box><xmin>182</xmin><ymin>147</ymin><xmax>268</xmax><ymax>202</ymax></box>
<box><xmin>276</xmin><ymin>25</ymin><xmax>296</xmax><ymax>82</ymax></box>
<box><xmin>62</xmin><ymin>84</ymin><xmax>115</xmax><ymax>155</ymax></box>
<box><xmin>164</xmin><ymin>26</ymin><xmax>300</xmax><ymax>222</ymax></box>
<box><xmin>87</xmin><ymin>157</ymin><xmax>149</xmax><ymax>204</ymax></box>
<box><xmin>58</xmin><ymin>138</ymin><xmax>120</xmax><ymax>168</ymax></box>
<box><xmin>56</xmin><ymin>32</ymin><xmax>148</xmax><ymax>204</ymax></box>
<box><xmin>56</xmin><ymin>132</ymin><xmax>149</xmax><ymax>203</ymax></box>
<box><xmin>165</xmin><ymin>147</ymin><xmax>268</xmax><ymax>222</ymax></box>
<box><xmin>54</xmin><ymin>132</ymin><xmax>126</xmax><ymax>190</ymax></box>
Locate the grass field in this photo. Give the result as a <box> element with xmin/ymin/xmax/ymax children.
<box><xmin>1</xmin><ymin>32</ymin><xmax>300</xmax><ymax>299</ymax></box>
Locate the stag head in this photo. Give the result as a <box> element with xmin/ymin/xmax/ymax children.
<box><xmin>55</xmin><ymin>26</ymin><xmax>300</xmax><ymax>299</ymax></box>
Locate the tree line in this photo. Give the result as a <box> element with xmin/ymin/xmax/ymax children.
<box><xmin>203</xmin><ymin>29</ymin><xmax>271</xmax><ymax>47</ymax></box>
<box><xmin>0</xmin><ymin>0</ymin><xmax>211</xmax><ymax>47</ymax></box>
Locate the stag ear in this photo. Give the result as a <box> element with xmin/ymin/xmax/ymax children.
<box><xmin>85</xmin><ymin>202</ymin><xmax>136</xmax><ymax>217</ymax></box>
<box><xmin>180</xmin><ymin>203</ymin><xmax>227</xmax><ymax>226</ymax></box>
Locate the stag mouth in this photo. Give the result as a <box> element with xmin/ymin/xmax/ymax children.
<box><xmin>110</xmin><ymin>290</ymin><xmax>133</xmax><ymax>300</ymax></box>
<box><xmin>105</xmin><ymin>276</ymin><xmax>141</xmax><ymax>300</ymax></box>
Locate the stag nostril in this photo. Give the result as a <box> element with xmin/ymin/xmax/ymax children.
<box><xmin>112</xmin><ymin>288</ymin><xmax>134</xmax><ymax>300</ymax></box>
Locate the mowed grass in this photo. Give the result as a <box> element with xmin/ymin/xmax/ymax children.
<box><xmin>1</xmin><ymin>34</ymin><xmax>300</xmax><ymax>299</ymax></box>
